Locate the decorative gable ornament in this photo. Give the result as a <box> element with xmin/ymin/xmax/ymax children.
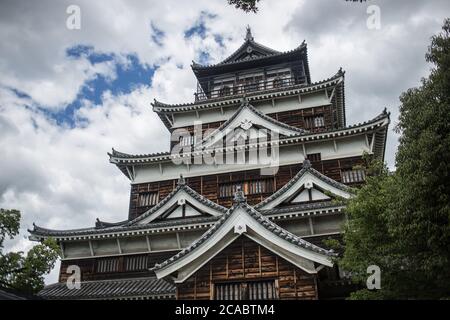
<box><xmin>240</xmin><ymin>119</ymin><xmax>253</xmax><ymax>130</ymax></box>
<box><xmin>234</xmin><ymin>223</ymin><xmax>247</xmax><ymax>235</ymax></box>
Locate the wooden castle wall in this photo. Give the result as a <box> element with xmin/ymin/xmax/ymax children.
<box><xmin>58</xmin><ymin>251</ymin><xmax>177</xmax><ymax>283</ymax></box>
<box><xmin>169</xmin><ymin>105</ymin><xmax>335</xmax><ymax>149</ymax></box>
<box><xmin>128</xmin><ymin>156</ymin><xmax>363</xmax><ymax>220</ymax></box>
<box><xmin>176</xmin><ymin>236</ymin><xmax>318</xmax><ymax>300</ymax></box>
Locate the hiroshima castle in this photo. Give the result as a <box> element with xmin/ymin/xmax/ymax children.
<box><xmin>30</xmin><ymin>27</ymin><xmax>389</xmax><ymax>300</ymax></box>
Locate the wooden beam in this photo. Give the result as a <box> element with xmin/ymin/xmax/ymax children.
<box><xmin>294</xmin><ymin>268</ymin><xmax>298</xmax><ymax>299</ymax></box>
<box><xmin>194</xmin><ymin>274</ymin><xmax>197</xmax><ymax>300</ymax></box>
<box><xmin>145</xmin><ymin>235</ymin><xmax>152</xmax><ymax>252</ymax></box>
<box><xmin>370</xmin><ymin>133</ymin><xmax>376</xmax><ymax>152</ymax></box>
<box><xmin>209</xmin><ymin>264</ymin><xmax>214</xmax><ymax>300</ymax></box>
<box><xmin>258</xmin><ymin>245</ymin><xmax>262</xmax><ymax>276</ymax></box>
<box><xmin>226</xmin><ymin>255</ymin><xmax>229</xmax><ymax>279</ymax></box>
<box><xmin>59</xmin><ymin>242</ymin><xmax>65</xmax><ymax>259</ymax></box>
<box><xmin>329</xmin><ymin>87</ymin><xmax>336</xmax><ymax>101</ymax></box>
<box><xmin>309</xmin><ymin>217</ymin><xmax>315</xmax><ymax>235</ymax></box>
<box><xmin>242</xmin><ymin>238</ymin><xmax>245</xmax><ymax>278</ymax></box>
<box><xmin>176</xmin><ymin>232</ymin><xmax>181</xmax><ymax>249</ymax></box>
<box><xmin>126</xmin><ymin>166</ymin><xmax>134</xmax><ymax>181</ymax></box>
<box><xmin>88</xmin><ymin>240</ymin><xmax>94</xmax><ymax>257</ymax></box>
<box><xmin>116</xmin><ymin>238</ymin><xmax>122</xmax><ymax>254</ymax></box>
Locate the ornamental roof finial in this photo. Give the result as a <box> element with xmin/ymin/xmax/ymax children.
<box><xmin>233</xmin><ymin>186</ymin><xmax>247</xmax><ymax>204</ymax></box>
<box><xmin>245</xmin><ymin>25</ymin><xmax>253</xmax><ymax>41</ymax></box>
<box><xmin>178</xmin><ymin>174</ymin><xmax>186</xmax><ymax>186</ymax></box>
<box><xmin>303</xmin><ymin>159</ymin><xmax>311</xmax><ymax>169</ymax></box>
<box><xmin>241</xmin><ymin>95</ymin><xmax>248</xmax><ymax>105</ymax></box>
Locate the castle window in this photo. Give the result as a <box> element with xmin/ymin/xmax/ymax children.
<box><xmin>219</xmin><ymin>179</ymin><xmax>273</xmax><ymax>198</ymax></box>
<box><xmin>179</xmin><ymin>135</ymin><xmax>196</xmax><ymax>147</ymax></box>
<box><xmin>273</xmin><ymin>77</ymin><xmax>283</xmax><ymax>88</ymax></box>
<box><xmin>307</xmin><ymin>153</ymin><xmax>321</xmax><ymax>162</ymax></box>
<box><xmin>219</xmin><ymin>86</ymin><xmax>231</xmax><ymax>97</ymax></box>
<box><xmin>96</xmin><ymin>258</ymin><xmax>119</xmax><ymax>273</ymax></box>
<box><xmin>125</xmin><ymin>255</ymin><xmax>148</xmax><ymax>271</ymax></box>
<box><xmin>304</xmin><ymin>115</ymin><xmax>325</xmax><ymax>129</ymax></box>
<box><xmin>138</xmin><ymin>192</ymin><xmax>159</xmax><ymax>207</ymax></box>
<box><xmin>214</xmin><ymin>280</ymin><xmax>278</xmax><ymax>300</ymax></box>
<box><xmin>341</xmin><ymin>169</ymin><xmax>366</xmax><ymax>183</ymax></box>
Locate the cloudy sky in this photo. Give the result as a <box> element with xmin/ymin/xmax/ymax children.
<box><xmin>0</xmin><ymin>0</ymin><xmax>449</xmax><ymax>284</ymax></box>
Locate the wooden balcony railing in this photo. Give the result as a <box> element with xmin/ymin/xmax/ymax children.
<box><xmin>194</xmin><ymin>76</ymin><xmax>307</xmax><ymax>102</ymax></box>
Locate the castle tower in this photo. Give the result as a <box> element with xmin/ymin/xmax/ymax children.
<box><xmin>30</xmin><ymin>28</ymin><xmax>389</xmax><ymax>300</ymax></box>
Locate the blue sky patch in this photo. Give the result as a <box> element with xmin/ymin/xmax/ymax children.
<box><xmin>184</xmin><ymin>11</ymin><xmax>217</xmax><ymax>39</ymax></box>
<box><xmin>151</xmin><ymin>22</ymin><xmax>165</xmax><ymax>47</ymax></box>
<box><xmin>43</xmin><ymin>48</ymin><xmax>157</xmax><ymax>127</ymax></box>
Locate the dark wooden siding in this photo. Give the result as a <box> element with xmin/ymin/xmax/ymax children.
<box><xmin>176</xmin><ymin>236</ymin><xmax>318</xmax><ymax>300</ymax></box>
<box><xmin>58</xmin><ymin>251</ymin><xmax>178</xmax><ymax>283</ymax></box>
<box><xmin>267</xmin><ymin>105</ymin><xmax>334</xmax><ymax>132</ymax></box>
<box><xmin>128</xmin><ymin>156</ymin><xmax>364</xmax><ymax>220</ymax></box>
<box><xmin>169</xmin><ymin>105</ymin><xmax>335</xmax><ymax>151</ymax></box>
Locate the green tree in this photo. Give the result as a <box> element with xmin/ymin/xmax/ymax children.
<box><xmin>338</xmin><ymin>19</ymin><xmax>450</xmax><ymax>299</ymax></box>
<box><xmin>0</xmin><ymin>208</ymin><xmax>60</xmax><ymax>294</ymax></box>
<box><xmin>227</xmin><ymin>0</ymin><xmax>368</xmax><ymax>13</ymax></box>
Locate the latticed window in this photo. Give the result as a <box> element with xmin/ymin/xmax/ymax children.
<box><xmin>125</xmin><ymin>255</ymin><xmax>148</xmax><ymax>271</ymax></box>
<box><xmin>179</xmin><ymin>135</ymin><xmax>196</xmax><ymax>147</ymax></box>
<box><xmin>341</xmin><ymin>169</ymin><xmax>366</xmax><ymax>183</ymax></box>
<box><xmin>218</xmin><ymin>180</ymin><xmax>273</xmax><ymax>198</ymax></box>
<box><xmin>273</xmin><ymin>77</ymin><xmax>283</xmax><ymax>88</ymax></box>
<box><xmin>314</xmin><ymin>115</ymin><xmax>325</xmax><ymax>127</ymax></box>
<box><xmin>215</xmin><ymin>280</ymin><xmax>278</xmax><ymax>300</ymax></box>
<box><xmin>219</xmin><ymin>86</ymin><xmax>231</xmax><ymax>97</ymax></box>
<box><xmin>138</xmin><ymin>192</ymin><xmax>158</xmax><ymax>207</ymax></box>
<box><xmin>304</xmin><ymin>115</ymin><xmax>325</xmax><ymax>128</ymax></box>
<box><xmin>96</xmin><ymin>258</ymin><xmax>119</xmax><ymax>273</ymax></box>
<box><xmin>307</xmin><ymin>153</ymin><xmax>321</xmax><ymax>162</ymax></box>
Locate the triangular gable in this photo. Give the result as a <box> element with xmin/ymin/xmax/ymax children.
<box><xmin>290</xmin><ymin>187</ymin><xmax>331</xmax><ymax>204</ymax></box>
<box><xmin>198</xmin><ymin>101</ymin><xmax>307</xmax><ymax>149</ymax></box>
<box><xmin>152</xmin><ymin>192</ymin><xmax>335</xmax><ymax>283</ymax></box>
<box><xmin>129</xmin><ymin>177</ymin><xmax>227</xmax><ymax>225</ymax></box>
<box><xmin>219</xmin><ymin>27</ymin><xmax>280</xmax><ymax>65</ymax></box>
<box><xmin>255</xmin><ymin>160</ymin><xmax>352</xmax><ymax>211</ymax></box>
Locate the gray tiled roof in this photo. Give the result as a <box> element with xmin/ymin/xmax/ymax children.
<box><xmin>29</xmin><ymin>178</ymin><xmax>226</xmax><ymax>238</ymax></box>
<box><xmin>29</xmin><ymin>215</ymin><xmax>219</xmax><ymax>238</ymax></box>
<box><xmin>192</xmin><ymin>41</ymin><xmax>305</xmax><ymax>69</ymax></box>
<box><xmin>38</xmin><ymin>277</ymin><xmax>175</xmax><ymax>300</ymax></box>
<box><xmin>152</xmin><ymin>199</ymin><xmax>337</xmax><ymax>272</ymax></box>
<box><xmin>254</xmin><ymin>159</ymin><xmax>350</xmax><ymax>210</ymax></box>
<box><xmin>128</xmin><ymin>178</ymin><xmax>227</xmax><ymax>225</ymax></box>
<box><xmin>260</xmin><ymin>200</ymin><xmax>345</xmax><ymax>215</ymax></box>
<box><xmin>151</xmin><ymin>70</ymin><xmax>342</xmax><ymax>113</ymax></box>
<box><xmin>198</xmin><ymin>99</ymin><xmax>308</xmax><ymax>147</ymax></box>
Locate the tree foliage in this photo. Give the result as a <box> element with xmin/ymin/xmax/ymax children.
<box><xmin>338</xmin><ymin>19</ymin><xmax>450</xmax><ymax>299</ymax></box>
<box><xmin>228</xmin><ymin>0</ymin><xmax>368</xmax><ymax>13</ymax></box>
<box><xmin>228</xmin><ymin>0</ymin><xmax>260</xmax><ymax>13</ymax></box>
<box><xmin>0</xmin><ymin>208</ymin><xmax>60</xmax><ymax>294</ymax></box>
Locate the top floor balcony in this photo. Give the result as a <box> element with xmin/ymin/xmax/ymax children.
<box><xmin>194</xmin><ymin>75</ymin><xmax>307</xmax><ymax>102</ymax></box>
